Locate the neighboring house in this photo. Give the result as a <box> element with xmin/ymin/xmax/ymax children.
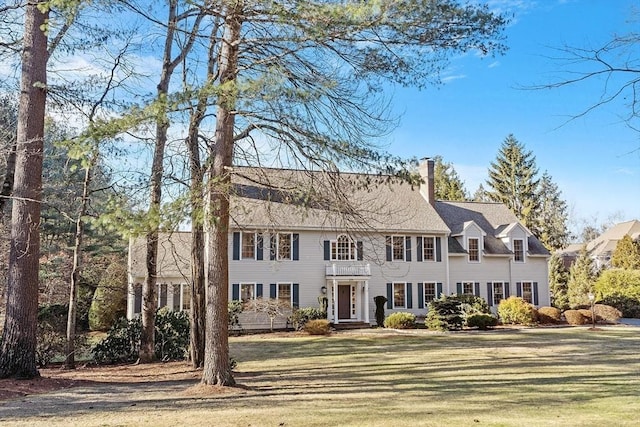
<box><xmin>558</xmin><ymin>220</ymin><xmax>640</xmax><ymax>270</ymax></box>
<box><xmin>127</xmin><ymin>159</ymin><xmax>551</xmax><ymax>328</ymax></box>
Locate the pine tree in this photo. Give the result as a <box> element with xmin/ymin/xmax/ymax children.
<box><xmin>486</xmin><ymin>135</ymin><xmax>540</xmax><ymax>233</ymax></box>
<box><xmin>433</xmin><ymin>155</ymin><xmax>467</xmax><ymax>201</ymax></box>
<box><xmin>536</xmin><ymin>171</ymin><xmax>570</xmax><ymax>251</ymax></box>
<box><xmin>611</xmin><ymin>235</ymin><xmax>640</xmax><ymax>270</ymax></box>
<box><xmin>472</xmin><ymin>183</ymin><xmax>490</xmax><ymax>202</ymax></box>
<box><xmin>548</xmin><ymin>253</ymin><xmax>569</xmax><ymax>310</ymax></box>
<box><xmin>567</xmin><ymin>246</ymin><xmax>596</xmax><ymax>307</ymax></box>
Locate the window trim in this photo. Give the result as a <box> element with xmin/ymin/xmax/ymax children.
<box><xmin>492</xmin><ymin>281</ymin><xmax>504</xmax><ymax>306</ymax></box>
<box><xmin>422</xmin><ymin>236</ymin><xmax>436</xmax><ymax>262</ymax></box>
<box><xmin>393</xmin><ymin>282</ymin><xmax>407</xmax><ymax>309</ymax></box>
<box><xmin>330</xmin><ymin>234</ymin><xmax>358</xmax><ymax>261</ymax></box>
<box><xmin>467</xmin><ymin>237</ymin><xmax>480</xmax><ymax>263</ymax></box>
<box><xmin>276</xmin><ymin>282</ymin><xmax>293</xmax><ymax>307</ymax></box>
<box><xmin>276</xmin><ymin>233</ymin><xmax>293</xmax><ymax>261</ymax></box>
<box><xmin>240</xmin><ymin>282</ymin><xmax>257</xmax><ymax>303</ymax></box>
<box><xmin>391</xmin><ymin>235</ymin><xmax>406</xmax><ymax>262</ymax></box>
<box><xmin>240</xmin><ymin>231</ymin><xmax>256</xmax><ymax>260</ymax></box>
<box><xmin>423</xmin><ymin>282</ymin><xmax>437</xmax><ymax>305</ymax></box>
<box><xmin>521</xmin><ymin>281</ymin><xmax>533</xmax><ymax>304</ymax></box>
<box><xmin>462</xmin><ymin>281</ymin><xmax>475</xmax><ymax>296</ymax></box>
<box><xmin>513</xmin><ymin>238</ymin><xmax>525</xmax><ymax>263</ymax></box>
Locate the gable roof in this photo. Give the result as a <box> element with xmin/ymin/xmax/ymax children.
<box><xmin>586</xmin><ymin>220</ymin><xmax>640</xmax><ymax>258</ymax></box>
<box><xmin>434</xmin><ymin>201</ymin><xmax>549</xmax><ymax>257</ymax></box>
<box><xmin>230</xmin><ymin>167</ymin><xmax>450</xmax><ymax>234</ymax></box>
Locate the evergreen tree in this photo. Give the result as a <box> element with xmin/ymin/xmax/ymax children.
<box><xmin>433</xmin><ymin>155</ymin><xmax>467</xmax><ymax>201</ymax></box>
<box><xmin>548</xmin><ymin>253</ymin><xmax>569</xmax><ymax>310</ymax></box>
<box><xmin>486</xmin><ymin>135</ymin><xmax>540</xmax><ymax>233</ymax></box>
<box><xmin>536</xmin><ymin>171</ymin><xmax>570</xmax><ymax>251</ymax></box>
<box><xmin>611</xmin><ymin>235</ymin><xmax>640</xmax><ymax>270</ymax></box>
<box><xmin>567</xmin><ymin>246</ymin><xmax>596</xmax><ymax>307</ymax></box>
<box><xmin>472</xmin><ymin>183</ymin><xmax>491</xmax><ymax>202</ymax></box>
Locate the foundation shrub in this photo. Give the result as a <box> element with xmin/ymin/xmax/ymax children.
<box><xmin>497</xmin><ymin>296</ymin><xmax>536</xmax><ymax>325</ymax></box>
<box><xmin>466</xmin><ymin>313</ymin><xmax>498</xmax><ymax>330</ymax></box>
<box><xmin>537</xmin><ymin>306</ymin><xmax>561</xmax><ymax>324</ymax></box>
<box><xmin>578</xmin><ymin>309</ymin><xmax>595</xmax><ymax>322</ymax></box>
<box><xmin>289</xmin><ymin>307</ymin><xmax>326</xmax><ymax>331</ymax></box>
<box><xmin>600</xmin><ymin>295</ymin><xmax>640</xmax><ymax>318</ymax></box>
<box><xmin>593</xmin><ymin>304</ymin><xmax>622</xmax><ymax>323</ymax></box>
<box><xmin>426</xmin><ymin>295</ymin><xmax>463</xmax><ymax>331</ymax></box>
<box><xmin>563</xmin><ymin>309</ymin><xmax>586</xmax><ymax>325</ymax></box>
<box><xmin>304</xmin><ymin>319</ymin><xmax>331</xmax><ymax>335</ymax></box>
<box><xmin>384</xmin><ymin>312</ymin><xmax>416</xmax><ymax>329</ymax></box>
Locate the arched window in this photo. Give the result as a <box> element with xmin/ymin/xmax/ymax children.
<box><xmin>331</xmin><ymin>234</ymin><xmax>357</xmax><ymax>261</ymax></box>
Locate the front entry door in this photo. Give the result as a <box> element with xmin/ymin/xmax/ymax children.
<box><xmin>338</xmin><ymin>285</ymin><xmax>351</xmax><ymax>320</ymax></box>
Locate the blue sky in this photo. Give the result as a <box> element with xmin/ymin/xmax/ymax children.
<box><xmin>385</xmin><ymin>0</ymin><xmax>640</xmax><ymax>234</ymax></box>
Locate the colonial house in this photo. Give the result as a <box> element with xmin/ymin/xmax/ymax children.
<box><xmin>127</xmin><ymin>159</ymin><xmax>550</xmax><ymax>328</ymax></box>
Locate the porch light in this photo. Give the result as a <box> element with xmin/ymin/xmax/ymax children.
<box><xmin>321</xmin><ymin>285</ymin><xmax>327</xmax><ymax>294</ymax></box>
<box><xmin>588</xmin><ymin>292</ymin><xmax>596</xmax><ymax>330</ymax></box>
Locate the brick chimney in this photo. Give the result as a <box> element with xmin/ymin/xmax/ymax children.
<box><xmin>419</xmin><ymin>157</ymin><xmax>435</xmax><ymax>207</ymax></box>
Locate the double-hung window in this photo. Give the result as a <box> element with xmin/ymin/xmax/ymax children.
<box><xmin>241</xmin><ymin>232</ymin><xmax>256</xmax><ymax>259</ymax></box>
<box><xmin>422</xmin><ymin>236</ymin><xmax>435</xmax><ymax>261</ymax></box>
<box><xmin>492</xmin><ymin>282</ymin><xmax>504</xmax><ymax>306</ymax></box>
<box><xmin>468</xmin><ymin>238</ymin><xmax>479</xmax><ymax>262</ymax></box>
<box><xmin>522</xmin><ymin>281</ymin><xmax>533</xmax><ymax>304</ymax></box>
<box><xmin>331</xmin><ymin>235</ymin><xmax>357</xmax><ymax>261</ymax></box>
<box><xmin>277</xmin><ymin>233</ymin><xmax>292</xmax><ymax>260</ymax></box>
<box><xmin>462</xmin><ymin>281</ymin><xmax>475</xmax><ymax>295</ymax></box>
<box><xmin>513</xmin><ymin>239</ymin><xmax>524</xmax><ymax>262</ymax></box>
<box><xmin>240</xmin><ymin>283</ymin><xmax>256</xmax><ymax>302</ymax></box>
<box><xmin>277</xmin><ymin>283</ymin><xmax>292</xmax><ymax>307</ymax></box>
<box><xmin>393</xmin><ymin>282</ymin><xmax>406</xmax><ymax>309</ymax></box>
<box><xmin>423</xmin><ymin>282</ymin><xmax>437</xmax><ymax>304</ymax></box>
<box><xmin>392</xmin><ymin>236</ymin><xmax>406</xmax><ymax>261</ymax></box>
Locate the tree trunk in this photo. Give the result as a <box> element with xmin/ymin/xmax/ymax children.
<box><xmin>0</xmin><ymin>1</ymin><xmax>48</xmax><ymax>379</ymax></box>
<box><xmin>190</xmin><ymin>223</ymin><xmax>206</xmax><ymax>368</ymax></box>
<box><xmin>201</xmin><ymin>1</ymin><xmax>243</xmax><ymax>387</ymax></box>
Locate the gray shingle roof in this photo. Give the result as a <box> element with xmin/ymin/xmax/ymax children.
<box><xmin>434</xmin><ymin>201</ymin><xmax>550</xmax><ymax>256</ymax></box>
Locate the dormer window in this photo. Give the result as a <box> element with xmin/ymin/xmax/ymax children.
<box><xmin>468</xmin><ymin>238</ymin><xmax>479</xmax><ymax>262</ymax></box>
<box><xmin>513</xmin><ymin>239</ymin><xmax>524</xmax><ymax>262</ymax></box>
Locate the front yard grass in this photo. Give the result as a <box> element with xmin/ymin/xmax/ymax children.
<box><xmin>3</xmin><ymin>326</ymin><xmax>640</xmax><ymax>426</ymax></box>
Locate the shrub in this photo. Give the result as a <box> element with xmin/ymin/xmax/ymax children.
<box><xmin>36</xmin><ymin>304</ymin><xmax>89</xmax><ymax>367</ymax></box>
<box><xmin>426</xmin><ymin>295</ymin><xmax>463</xmax><ymax>331</ymax></box>
<box><xmin>289</xmin><ymin>307</ymin><xmax>326</xmax><ymax>331</ymax></box>
<box><xmin>600</xmin><ymin>295</ymin><xmax>640</xmax><ymax>318</ymax></box>
<box><xmin>498</xmin><ymin>297</ymin><xmax>536</xmax><ymax>325</ymax></box>
<box><xmin>304</xmin><ymin>319</ymin><xmax>331</xmax><ymax>335</ymax></box>
<box><xmin>88</xmin><ymin>261</ymin><xmax>127</xmax><ymax>331</ymax></box>
<box><xmin>537</xmin><ymin>306</ymin><xmax>562</xmax><ymax>324</ymax></box>
<box><xmin>578</xmin><ymin>309</ymin><xmax>594</xmax><ymax>322</ymax></box>
<box><xmin>563</xmin><ymin>309</ymin><xmax>586</xmax><ymax>325</ymax></box>
<box><xmin>456</xmin><ymin>294</ymin><xmax>491</xmax><ymax>315</ymax></box>
<box><xmin>593</xmin><ymin>304</ymin><xmax>622</xmax><ymax>323</ymax></box>
<box><xmin>466</xmin><ymin>313</ymin><xmax>498</xmax><ymax>330</ymax></box>
<box><xmin>595</xmin><ymin>268</ymin><xmax>640</xmax><ymax>301</ymax></box>
<box><xmin>373</xmin><ymin>296</ymin><xmax>387</xmax><ymax>327</ymax></box>
<box><xmin>92</xmin><ymin>309</ymin><xmax>190</xmax><ymax>364</ymax></box>
<box><xmin>228</xmin><ymin>300</ymin><xmax>244</xmax><ymax>330</ymax></box>
<box><xmin>384</xmin><ymin>312</ymin><xmax>416</xmax><ymax>329</ymax></box>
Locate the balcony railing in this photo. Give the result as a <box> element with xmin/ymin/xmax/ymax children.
<box><xmin>325</xmin><ymin>263</ymin><xmax>371</xmax><ymax>277</ymax></box>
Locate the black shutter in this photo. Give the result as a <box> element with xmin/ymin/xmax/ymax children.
<box><xmin>405</xmin><ymin>236</ymin><xmax>411</xmax><ymax>261</ymax></box>
<box><xmin>407</xmin><ymin>283</ymin><xmax>413</xmax><ymax>308</ymax></box>
<box><xmin>232</xmin><ymin>283</ymin><xmax>240</xmax><ymax>301</ymax></box>
<box><xmin>436</xmin><ymin>283</ymin><xmax>443</xmax><ymax>298</ymax></box>
<box><xmin>293</xmin><ymin>283</ymin><xmax>300</xmax><ymax>308</ymax></box>
<box><xmin>487</xmin><ymin>282</ymin><xmax>493</xmax><ymax>307</ymax></box>
<box><xmin>504</xmin><ymin>282</ymin><xmax>510</xmax><ymax>298</ymax></box>
<box><xmin>416</xmin><ymin>237</ymin><xmax>423</xmax><ymax>262</ymax></box>
<box><xmin>474</xmin><ymin>282</ymin><xmax>480</xmax><ymax>297</ymax></box>
<box><xmin>456</xmin><ymin>282</ymin><xmax>462</xmax><ymax>295</ymax></box>
<box><xmin>256</xmin><ymin>283</ymin><xmax>263</xmax><ymax>298</ymax></box>
<box><xmin>232</xmin><ymin>232</ymin><xmax>240</xmax><ymax>260</ymax></box>
<box><xmin>386</xmin><ymin>236</ymin><xmax>392</xmax><ymax>261</ymax></box>
<box><xmin>293</xmin><ymin>233</ymin><xmax>300</xmax><ymax>260</ymax></box>
<box><xmin>516</xmin><ymin>282</ymin><xmax>522</xmax><ymax>298</ymax></box>
<box><xmin>324</xmin><ymin>240</ymin><xmax>330</xmax><ymax>260</ymax></box>
<box><xmin>134</xmin><ymin>285</ymin><xmax>142</xmax><ymax>314</ymax></box>
<box><xmin>256</xmin><ymin>233</ymin><xmax>264</xmax><ymax>261</ymax></box>
<box><xmin>418</xmin><ymin>283</ymin><xmax>424</xmax><ymax>309</ymax></box>
<box><xmin>436</xmin><ymin>237</ymin><xmax>442</xmax><ymax>262</ymax></box>
<box><xmin>533</xmin><ymin>282</ymin><xmax>539</xmax><ymax>305</ymax></box>
<box><xmin>357</xmin><ymin>241</ymin><xmax>363</xmax><ymax>261</ymax></box>
<box><xmin>386</xmin><ymin>283</ymin><xmax>393</xmax><ymax>309</ymax></box>
<box><xmin>270</xmin><ymin>283</ymin><xmax>277</xmax><ymax>299</ymax></box>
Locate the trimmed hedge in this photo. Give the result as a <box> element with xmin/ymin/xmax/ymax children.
<box><xmin>498</xmin><ymin>296</ymin><xmax>536</xmax><ymax>325</ymax></box>
<box><xmin>594</xmin><ymin>304</ymin><xmax>622</xmax><ymax>323</ymax></box>
<box><xmin>563</xmin><ymin>309</ymin><xmax>586</xmax><ymax>325</ymax></box>
<box><xmin>289</xmin><ymin>307</ymin><xmax>326</xmax><ymax>331</ymax></box>
<box><xmin>537</xmin><ymin>306</ymin><xmax>561</xmax><ymax>324</ymax></box>
<box><xmin>384</xmin><ymin>312</ymin><xmax>416</xmax><ymax>329</ymax></box>
<box><xmin>304</xmin><ymin>319</ymin><xmax>331</xmax><ymax>335</ymax></box>
<box><xmin>466</xmin><ymin>313</ymin><xmax>498</xmax><ymax>330</ymax></box>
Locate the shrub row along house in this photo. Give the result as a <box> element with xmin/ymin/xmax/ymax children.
<box><xmin>127</xmin><ymin>159</ymin><xmax>550</xmax><ymax>328</ymax></box>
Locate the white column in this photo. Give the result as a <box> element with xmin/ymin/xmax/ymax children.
<box><xmin>364</xmin><ymin>280</ymin><xmax>370</xmax><ymax>324</ymax></box>
<box><xmin>333</xmin><ymin>279</ymin><xmax>339</xmax><ymax>324</ymax></box>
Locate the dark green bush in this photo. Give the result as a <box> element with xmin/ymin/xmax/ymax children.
<box><xmin>87</xmin><ymin>261</ymin><xmax>127</xmax><ymax>331</ymax></box>
<box><xmin>92</xmin><ymin>308</ymin><xmax>190</xmax><ymax>364</ymax></box>
<box><xmin>374</xmin><ymin>295</ymin><xmax>387</xmax><ymax>327</ymax></box>
<box><xmin>497</xmin><ymin>296</ymin><xmax>536</xmax><ymax>325</ymax></box>
<box><xmin>304</xmin><ymin>319</ymin><xmax>331</xmax><ymax>335</ymax></box>
<box><xmin>36</xmin><ymin>304</ymin><xmax>89</xmax><ymax>367</ymax></box>
<box><xmin>384</xmin><ymin>312</ymin><xmax>416</xmax><ymax>329</ymax></box>
<box><xmin>466</xmin><ymin>313</ymin><xmax>498</xmax><ymax>330</ymax></box>
<box><xmin>289</xmin><ymin>307</ymin><xmax>326</xmax><ymax>331</ymax></box>
<box><xmin>456</xmin><ymin>294</ymin><xmax>491</xmax><ymax>315</ymax></box>
<box><xmin>426</xmin><ymin>295</ymin><xmax>463</xmax><ymax>331</ymax></box>
<box><xmin>600</xmin><ymin>295</ymin><xmax>640</xmax><ymax>318</ymax></box>
<box><xmin>228</xmin><ymin>300</ymin><xmax>244</xmax><ymax>330</ymax></box>
<box><xmin>537</xmin><ymin>306</ymin><xmax>562</xmax><ymax>324</ymax></box>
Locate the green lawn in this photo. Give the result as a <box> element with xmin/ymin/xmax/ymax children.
<box><xmin>3</xmin><ymin>326</ymin><xmax>640</xmax><ymax>426</ymax></box>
